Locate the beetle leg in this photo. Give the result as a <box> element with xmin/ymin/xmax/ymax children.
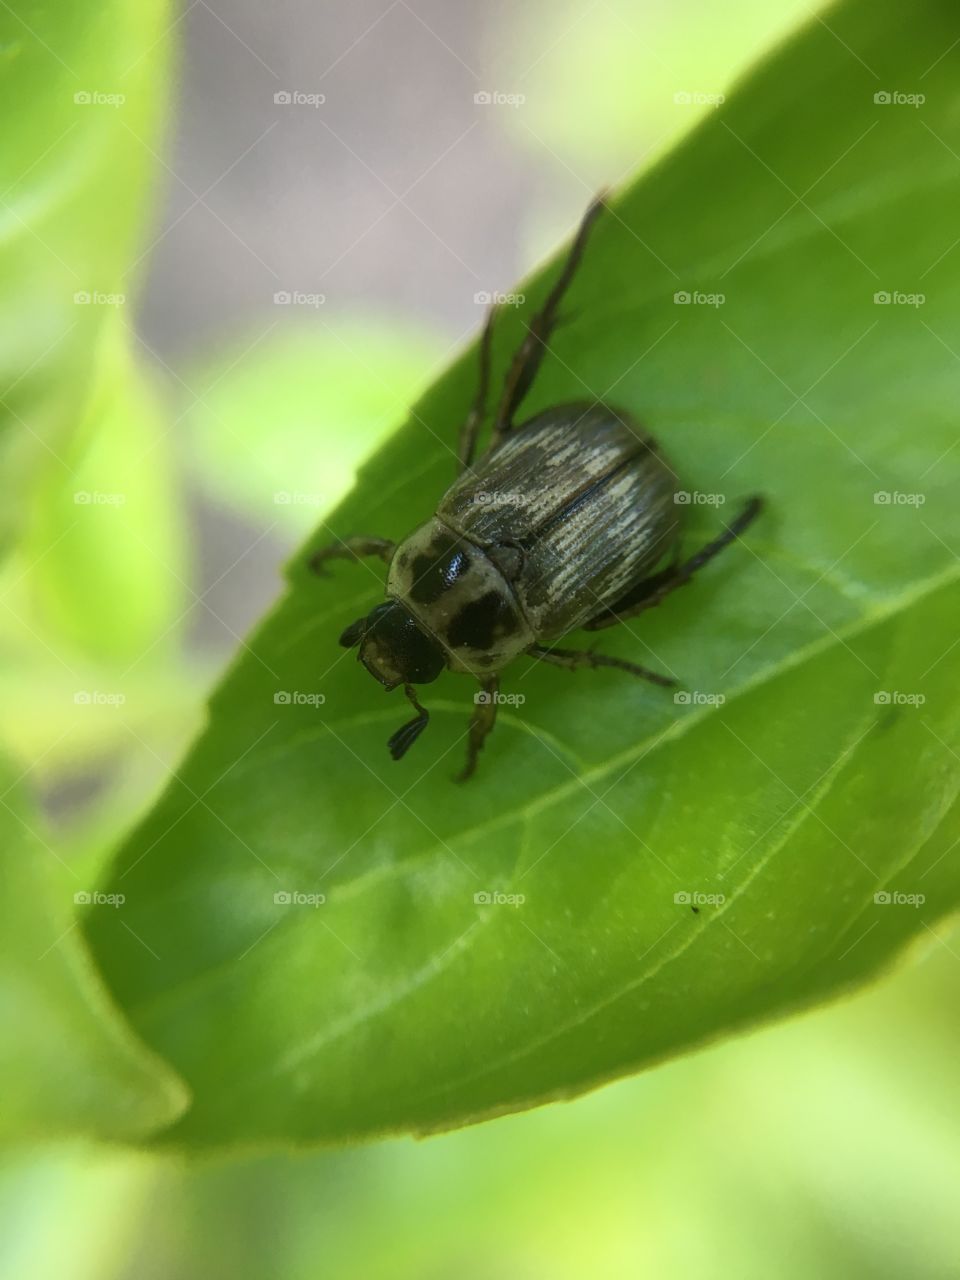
<box><xmin>583</xmin><ymin>496</ymin><xmax>764</xmax><ymax>630</ymax></box>
<box><xmin>388</xmin><ymin>684</ymin><xmax>431</xmax><ymax>761</ymax></box>
<box><xmin>455</xmin><ymin>674</ymin><xmax>500</xmax><ymax>782</ymax></box>
<box><xmin>309</xmin><ymin>536</ymin><xmax>396</xmax><ymax>576</ymax></box>
<box><xmin>491</xmin><ymin>193</ymin><xmax>607</xmax><ymax>441</ymax></box>
<box><xmin>457</xmin><ymin>304</ymin><xmax>498</xmax><ymax>474</ymax></box>
<box><xmin>529</xmin><ymin>644</ymin><xmax>674</xmax><ymax>687</ymax></box>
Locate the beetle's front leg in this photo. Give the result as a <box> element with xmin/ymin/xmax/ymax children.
<box><xmin>455</xmin><ymin>674</ymin><xmax>500</xmax><ymax>782</ymax></box>
<box><xmin>528</xmin><ymin>644</ymin><xmax>675</xmax><ymax>687</ymax></box>
<box><xmin>309</xmin><ymin>536</ymin><xmax>396</xmax><ymax>576</ymax></box>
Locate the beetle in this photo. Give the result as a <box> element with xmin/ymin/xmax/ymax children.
<box><xmin>311</xmin><ymin>195</ymin><xmax>763</xmax><ymax>780</ymax></box>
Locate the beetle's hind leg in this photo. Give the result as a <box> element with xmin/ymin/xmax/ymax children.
<box><xmin>491</xmin><ymin>194</ymin><xmax>606</xmax><ymax>445</ymax></box>
<box><xmin>455</xmin><ymin>674</ymin><xmax>500</xmax><ymax>782</ymax></box>
<box><xmin>309</xmin><ymin>536</ymin><xmax>395</xmax><ymax>575</ymax></box>
<box><xmin>529</xmin><ymin>644</ymin><xmax>675</xmax><ymax>687</ymax></box>
<box><xmin>583</xmin><ymin>496</ymin><xmax>764</xmax><ymax>630</ymax></box>
<box><xmin>457</xmin><ymin>305</ymin><xmax>497</xmax><ymax>474</ymax></box>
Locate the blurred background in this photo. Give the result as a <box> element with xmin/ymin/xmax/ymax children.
<box><xmin>4</xmin><ymin>0</ymin><xmax>959</xmax><ymax>1276</ymax></box>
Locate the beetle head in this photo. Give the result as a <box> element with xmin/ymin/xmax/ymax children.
<box><xmin>339</xmin><ymin>602</ymin><xmax>444</xmax><ymax>761</ymax></box>
<box><xmin>340</xmin><ymin>600</ymin><xmax>446</xmax><ymax>689</ymax></box>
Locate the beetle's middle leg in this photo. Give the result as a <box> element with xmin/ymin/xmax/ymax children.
<box><xmin>583</xmin><ymin>496</ymin><xmax>764</xmax><ymax>630</ymax></box>
<box><xmin>529</xmin><ymin>644</ymin><xmax>675</xmax><ymax>687</ymax></box>
<box><xmin>491</xmin><ymin>194</ymin><xmax>607</xmax><ymax>444</ymax></box>
<box><xmin>455</xmin><ymin>674</ymin><xmax>500</xmax><ymax>782</ymax></box>
<box><xmin>309</xmin><ymin>536</ymin><xmax>395</xmax><ymax>575</ymax></box>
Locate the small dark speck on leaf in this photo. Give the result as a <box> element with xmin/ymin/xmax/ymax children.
<box><xmin>875</xmin><ymin>706</ymin><xmax>901</xmax><ymax>733</ymax></box>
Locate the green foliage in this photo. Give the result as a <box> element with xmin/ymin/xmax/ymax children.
<box><xmin>0</xmin><ymin>0</ymin><xmax>173</xmax><ymax>549</ymax></box>
<box><xmin>505</xmin><ymin>0</ymin><xmax>814</xmax><ymax>176</ymax></box>
<box><xmin>82</xmin><ymin>0</ymin><xmax>960</xmax><ymax>1148</ymax></box>
<box><xmin>0</xmin><ymin>0</ymin><xmax>192</xmax><ymax>792</ymax></box>
<box><xmin>0</xmin><ymin>0</ymin><xmax>195</xmax><ymax>1140</ymax></box>
<box><xmin>183</xmin><ymin>321</ymin><xmax>447</xmax><ymax>535</ymax></box>
<box><xmin>21</xmin><ymin>327</ymin><xmax>187</xmax><ymax>663</ymax></box>
<box><xmin>0</xmin><ymin>761</ymin><xmax>187</xmax><ymax>1141</ymax></box>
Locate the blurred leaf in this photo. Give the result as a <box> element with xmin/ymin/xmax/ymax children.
<box><xmin>7</xmin><ymin>929</ymin><xmax>959</xmax><ymax>1280</ymax></box>
<box><xmin>503</xmin><ymin>0</ymin><xmax>816</xmax><ymax>181</ymax></box>
<box><xmin>0</xmin><ymin>645</ymin><xmax>206</xmax><ymax>774</ymax></box>
<box><xmin>88</xmin><ymin>0</ymin><xmax>960</xmax><ymax>1147</ymax></box>
<box><xmin>0</xmin><ymin>761</ymin><xmax>188</xmax><ymax>1142</ymax></box>
<box><xmin>17</xmin><ymin>321</ymin><xmax>187</xmax><ymax>663</ymax></box>
<box><xmin>183</xmin><ymin>320</ymin><xmax>445</xmax><ymax>534</ymax></box>
<box><xmin>0</xmin><ymin>0</ymin><xmax>172</xmax><ymax>552</ymax></box>
<box><xmin>0</xmin><ymin>0</ymin><xmax>195</xmax><ymax>1142</ymax></box>
<box><xmin>0</xmin><ymin>1147</ymin><xmax>160</xmax><ymax>1280</ymax></box>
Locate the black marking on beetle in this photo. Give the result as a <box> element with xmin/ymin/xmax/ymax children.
<box><xmin>409</xmin><ymin>545</ymin><xmax>472</xmax><ymax>604</ymax></box>
<box><xmin>448</xmin><ymin>590</ymin><xmax>519</xmax><ymax>650</ymax></box>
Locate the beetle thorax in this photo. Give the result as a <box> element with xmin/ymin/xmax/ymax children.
<box><xmin>386</xmin><ymin>519</ymin><xmax>534</xmax><ymax>676</ymax></box>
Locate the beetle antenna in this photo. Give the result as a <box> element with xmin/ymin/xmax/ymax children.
<box><xmin>387</xmin><ymin>684</ymin><xmax>430</xmax><ymax>760</ymax></box>
<box><xmin>339</xmin><ymin>616</ymin><xmax>368</xmax><ymax>648</ymax></box>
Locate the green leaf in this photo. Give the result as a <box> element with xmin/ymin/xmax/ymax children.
<box><xmin>183</xmin><ymin>321</ymin><xmax>447</xmax><ymax>535</ymax></box>
<box><xmin>0</xmin><ymin>0</ymin><xmax>172</xmax><ymax>552</ymax></box>
<box><xmin>87</xmin><ymin>0</ymin><xmax>960</xmax><ymax>1147</ymax></box>
<box><xmin>18</xmin><ymin>322</ymin><xmax>188</xmax><ymax>663</ymax></box>
<box><xmin>502</xmin><ymin>0</ymin><xmax>816</xmax><ymax>176</ymax></box>
<box><xmin>0</xmin><ymin>761</ymin><xmax>188</xmax><ymax>1142</ymax></box>
<box><xmin>0</xmin><ymin>0</ymin><xmax>194</xmax><ymax>1143</ymax></box>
